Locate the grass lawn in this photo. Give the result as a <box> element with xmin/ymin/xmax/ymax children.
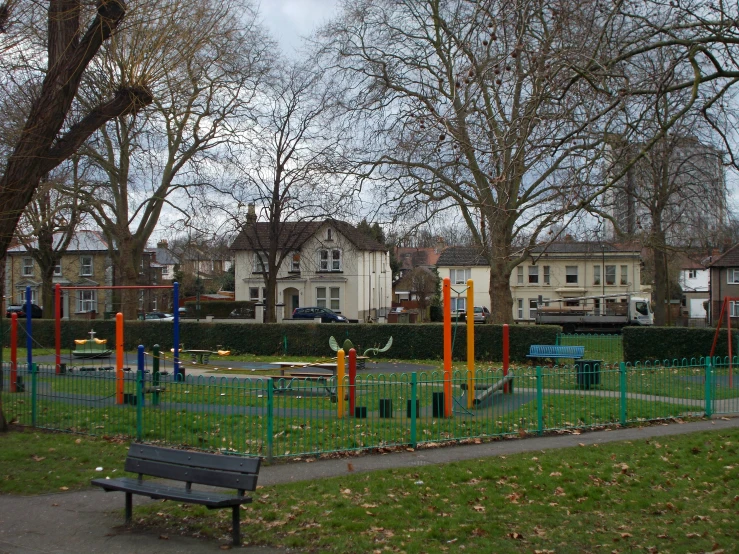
<box><xmin>0</xmin><ymin>428</ymin><xmax>130</xmax><ymax>495</ymax></box>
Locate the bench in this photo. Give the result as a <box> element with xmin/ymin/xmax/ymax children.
<box><xmin>268</xmin><ymin>373</ymin><xmax>336</xmax><ymax>396</ymax></box>
<box><xmin>91</xmin><ymin>444</ymin><xmax>261</xmax><ymax>546</ymax></box>
<box><xmin>527</xmin><ymin>345</ymin><xmax>585</xmax><ymax>361</ymax></box>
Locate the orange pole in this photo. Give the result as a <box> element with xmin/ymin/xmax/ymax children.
<box><xmin>443</xmin><ymin>277</ymin><xmax>452</xmax><ymax>417</ymax></box>
<box><xmin>337</xmin><ymin>349</ymin><xmax>345</xmax><ymax>418</ymax></box>
<box><xmin>10</xmin><ymin>313</ymin><xmax>17</xmax><ymax>393</ymax></box>
<box><xmin>466</xmin><ymin>279</ymin><xmax>475</xmax><ymax>409</ymax></box>
<box><xmin>116</xmin><ymin>312</ymin><xmax>124</xmax><ymax>405</ymax></box>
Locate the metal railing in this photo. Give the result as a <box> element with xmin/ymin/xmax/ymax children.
<box><xmin>3</xmin><ymin>353</ymin><xmax>736</xmax><ymax>461</ymax></box>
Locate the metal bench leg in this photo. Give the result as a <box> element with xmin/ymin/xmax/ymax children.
<box><xmin>232</xmin><ymin>506</ymin><xmax>241</xmax><ymax>546</ymax></box>
<box><xmin>125</xmin><ymin>492</ymin><xmax>133</xmax><ymax>524</ymax></box>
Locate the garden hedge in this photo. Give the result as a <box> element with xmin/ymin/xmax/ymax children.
<box><xmin>12</xmin><ymin>320</ymin><xmax>560</xmax><ymax>363</ymax></box>
<box><xmin>623</xmin><ymin>326</ymin><xmax>737</xmax><ymax>363</ymax></box>
<box><xmin>183</xmin><ymin>300</ymin><xmax>255</xmax><ymax>318</ymax></box>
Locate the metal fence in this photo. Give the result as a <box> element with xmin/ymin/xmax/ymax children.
<box><xmin>3</xmin><ymin>354</ymin><xmax>737</xmax><ymax>461</ymax></box>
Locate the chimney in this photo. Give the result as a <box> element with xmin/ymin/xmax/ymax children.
<box><xmin>157</xmin><ymin>239</ymin><xmax>168</xmax><ymax>249</ymax></box>
<box><xmin>247</xmin><ymin>203</ymin><xmax>257</xmax><ymax>225</ymax></box>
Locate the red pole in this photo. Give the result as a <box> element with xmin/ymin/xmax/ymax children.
<box><xmin>10</xmin><ymin>313</ymin><xmax>17</xmax><ymax>392</ymax></box>
<box><xmin>503</xmin><ymin>323</ymin><xmax>510</xmax><ymax>394</ymax></box>
<box><xmin>443</xmin><ymin>277</ymin><xmax>452</xmax><ymax>417</ymax></box>
<box><xmin>55</xmin><ymin>283</ymin><xmax>61</xmax><ymax>374</ymax></box>
<box><xmin>349</xmin><ymin>348</ymin><xmax>356</xmax><ymax>416</ymax></box>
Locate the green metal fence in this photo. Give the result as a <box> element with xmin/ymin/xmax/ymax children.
<box><xmin>3</xmin><ymin>352</ymin><xmax>736</xmax><ymax>461</ymax></box>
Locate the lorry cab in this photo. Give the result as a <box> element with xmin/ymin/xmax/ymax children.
<box><xmin>630</xmin><ymin>297</ymin><xmax>653</xmax><ymax>325</ymax></box>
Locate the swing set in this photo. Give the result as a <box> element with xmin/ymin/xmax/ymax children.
<box><xmin>709</xmin><ymin>296</ymin><xmax>737</xmax><ymax>388</ymax></box>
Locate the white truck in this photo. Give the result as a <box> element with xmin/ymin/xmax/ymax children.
<box><xmin>535</xmin><ymin>293</ymin><xmax>653</xmax><ymax>334</ymax></box>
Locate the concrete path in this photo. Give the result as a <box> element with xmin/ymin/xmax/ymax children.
<box><xmin>1</xmin><ymin>416</ymin><xmax>738</xmax><ymax>553</ymax></box>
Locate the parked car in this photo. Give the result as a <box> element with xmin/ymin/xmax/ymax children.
<box><xmin>472</xmin><ymin>306</ymin><xmax>491</xmax><ymax>324</ymax></box>
<box><xmin>6</xmin><ymin>303</ymin><xmax>43</xmax><ymax>318</ymax></box>
<box><xmin>292</xmin><ymin>307</ymin><xmax>349</xmax><ymax>323</ymax></box>
<box><xmin>144</xmin><ymin>312</ymin><xmax>174</xmax><ymax>321</ymax></box>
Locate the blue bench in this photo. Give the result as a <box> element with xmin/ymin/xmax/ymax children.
<box><xmin>527</xmin><ymin>345</ymin><xmax>585</xmax><ymax>360</ymax></box>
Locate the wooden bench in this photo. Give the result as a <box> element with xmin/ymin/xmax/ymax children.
<box><xmin>527</xmin><ymin>345</ymin><xmax>585</xmax><ymax>361</ymax></box>
<box><xmin>91</xmin><ymin>444</ymin><xmax>261</xmax><ymax>546</ymax></box>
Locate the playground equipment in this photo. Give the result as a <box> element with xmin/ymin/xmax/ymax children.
<box><xmin>54</xmin><ymin>282</ymin><xmax>182</xmax><ymax>378</ymax></box>
<box><xmin>710</xmin><ymin>296</ymin><xmax>737</xmax><ymax>388</ymax></box>
<box><xmin>328</xmin><ymin>335</ymin><xmax>393</xmax><ymax>370</ymax></box>
<box><xmin>72</xmin><ymin>329</ymin><xmax>113</xmax><ymax>358</ymax></box>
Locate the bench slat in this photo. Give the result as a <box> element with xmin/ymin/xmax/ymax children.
<box><xmin>127</xmin><ymin>444</ymin><xmax>260</xmax><ymax>475</ymax></box>
<box><xmin>91</xmin><ymin>478</ymin><xmax>251</xmax><ymax>507</ymax></box>
<box><xmin>124</xmin><ymin>458</ymin><xmax>258</xmax><ymax>491</ymax></box>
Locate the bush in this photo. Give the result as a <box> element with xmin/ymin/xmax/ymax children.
<box><xmin>623</xmin><ymin>326</ymin><xmax>737</xmax><ymax>364</ymax></box>
<box><xmin>22</xmin><ymin>320</ymin><xmax>560</xmax><ymax>362</ymax></box>
<box><xmin>183</xmin><ymin>300</ymin><xmax>255</xmax><ymax>318</ymax></box>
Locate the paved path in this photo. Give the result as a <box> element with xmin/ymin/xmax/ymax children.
<box><xmin>1</xmin><ymin>416</ymin><xmax>738</xmax><ymax>553</ymax></box>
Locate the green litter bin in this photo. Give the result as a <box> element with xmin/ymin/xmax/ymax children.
<box><xmin>575</xmin><ymin>360</ymin><xmax>601</xmax><ymax>389</ymax></box>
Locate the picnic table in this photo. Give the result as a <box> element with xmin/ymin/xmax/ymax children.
<box><xmin>269</xmin><ymin>362</ymin><xmax>337</xmax><ymax>376</ymax></box>
<box><xmin>183</xmin><ymin>349</ymin><xmax>215</xmax><ymax>364</ymax></box>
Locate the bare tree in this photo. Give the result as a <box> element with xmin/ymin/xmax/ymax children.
<box><xmin>0</xmin><ymin>0</ymin><xmax>152</xmax><ymax>432</ymax></box>
<box><xmin>317</xmin><ymin>0</ymin><xmax>739</xmax><ymax>323</ymax></box>
<box><xmin>213</xmin><ymin>62</ymin><xmax>356</xmax><ymax>323</ymax></box>
<box><xmin>407</xmin><ymin>267</ymin><xmax>437</xmax><ymax>322</ymax></box>
<box><xmin>79</xmin><ymin>0</ymin><xmax>272</xmax><ymax>319</ymax></box>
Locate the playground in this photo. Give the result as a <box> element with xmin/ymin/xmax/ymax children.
<box><xmin>2</xmin><ymin>279</ymin><xmax>739</xmax><ymax>461</ymax></box>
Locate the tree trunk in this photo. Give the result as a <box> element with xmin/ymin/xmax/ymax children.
<box><xmin>40</xmin><ymin>264</ymin><xmax>57</xmax><ymax>319</ymax></box>
<box><xmin>653</xmin><ymin>246</ymin><xmax>669</xmax><ymax>326</ymax></box>
<box><xmin>489</xmin><ymin>258</ymin><xmax>514</xmax><ymax>324</ymax></box>
<box><xmin>113</xmin><ymin>238</ymin><xmax>144</xmax><ymax>320</ymax></box>
<box><xmin>0</xmin><ymin>253</ymin><xmax>8</xmax><ymax>432</ymax></box>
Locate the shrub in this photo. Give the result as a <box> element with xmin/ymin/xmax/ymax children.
<box><xmin>183</xmin><ymin>300</ymin><xmax>254</xmax><ymax>318</ymax></box>
<box><xmin>623</xmin><ymin>326</ymin><xmax>737</xmax><ymax>364</ymax></box>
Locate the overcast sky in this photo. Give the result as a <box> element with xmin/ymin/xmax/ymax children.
<box><xmin>259</xmin><ymin>0</ymin><xmax>340</xmax><ymax>54</ymax></box>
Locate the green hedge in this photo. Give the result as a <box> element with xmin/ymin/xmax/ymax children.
<box><xmin>623</xmin><ymin>326</ymin><xmax>737</xmax><ymax>364</ymax></box>
<box><xmin>183</xmin><ymin>300</ymin><xmax>255</xmax><ymax>318</ymax></box>
<box><xmin>16</xmin><ymin>320</ymin><xmax>560</xmax><ymax>363</ymax></box>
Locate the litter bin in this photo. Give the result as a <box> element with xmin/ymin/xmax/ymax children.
<box><xmin>575</xmin><ymin>359</ymin><xmax>601</xmax><ymax>389</ymax></box>
<box><xmin>397</xmin><ymin>312</ymin><xmax>410</xmax><ymax>324</ymax></box>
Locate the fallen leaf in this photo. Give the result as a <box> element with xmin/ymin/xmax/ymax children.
<box><xmin>31</xmin><ymin>455</ymin><xmax>46</xmax><ymax>462</ymax></box>
<box><xmin>347</xmin><ymin>463</ymin><xmax>354</xmax><ymax>472</ymax></box>
<box><xmin>507</xmin><ymin>532</ymin><xmax>524</xmax><ymax>540</ymax></box>
<box><xmin>59</xmin><ymin>486</ymin><xmax>69</xmax><ymax>491</ymax></box>
<box><xmin>473</xmin><ymin>505</ymin><xmax>485</xmax><ymax>512</ymax></box>
<box><xmin>159</xmin><ymin>534</ymin><xmax>169</xmax><ymax>540</ymax></box>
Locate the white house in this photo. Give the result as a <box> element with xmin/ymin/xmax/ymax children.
<box><xmin>678</xmin><ymin>257</ymin><xmax>709</xmax><ymax>320</ymax></box>
<box><xmin>436</xmin><ymin>241</ymin><xmax>648</xmax><ymax>321</ymax></box>
<box><xmin>231</xmin><ymin>219</ymin><xmax>392</xmax><ymax>322</ymax></box>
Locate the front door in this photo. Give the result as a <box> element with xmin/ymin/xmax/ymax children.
<box><xmin>291</xmin><ymin>294</ymin><xmax>299</xmax><ymax>313</ymax></box>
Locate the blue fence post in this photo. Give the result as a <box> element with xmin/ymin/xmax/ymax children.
<box><xmin>705</xmin><ymin>358</ymin><xmax>712</xmax><ymax>418</ymax></box>
<box><xmin>137</xmin><ymin>345</ymin><xmax>144</xmax><ymax>441</ymax></box>
<box><xmin>31</xmin><ymin>362</ymin><xmax>37</xmax><ymax>427</ymax></box>
<box><xmin>536</xmin><ymin>365</ymin><xmax>543</xmax><ymax>435</ymax></box>
<box><xmin>410</xmin><ymin>372</ymin><xmax>417</xmax><ymax>448</ymax></box>
<box><xmin>173</xmin><ymin>281</ymin><xmax>180</xmax><ymax>380</ymax></box>
<box><xmin>619</xmin><ymin>362</ymin><xmax>627</xmax><ymax>425</ymax></box>
<box><xmin>25</xmin><ymin>286</ymin><xmax>32</xmax><ymax>370</ymax></box>
<box><xmin>267</xmin><ymin>379</ymin><xmax>274</xmax><ymax>463</ymax></box>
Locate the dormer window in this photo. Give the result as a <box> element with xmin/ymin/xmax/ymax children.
<box><xmin>327</xmin><ymin>229</ymin><xmax>333</xmax><ymax>241</ymax></box>
<box><xmin>319</xmin><ymin>249</ymin><xmax>342</xmax><ymax>271</ymax></box>
<box><xmin>290</xmin><ymin>253</ymin><xmax>301</xmax><ymax>272</ymax></box>
<box><xmin>253</xmin><ymin>252</ymin><xmax>268</xmax><ymax>273</ymax></box>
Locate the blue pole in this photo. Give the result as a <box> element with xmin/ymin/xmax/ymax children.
<box><xmin>25</xmin><ymin>286</ymin><xmax>32</xmax><ymax>370</ymax></box>
<box><xmin>173</xmin><ymin>282</ymin><xmax>181</xmax><ymax>380</ymax></box>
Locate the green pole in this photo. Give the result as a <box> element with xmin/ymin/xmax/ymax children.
<box><xmin>267</xmin><ymin>379</ymin><xmax>274</xmax><ymax>463</ymax></box>
<box><xmin>31</xmin><ymin>362</ymin><xmax>37</xmax><ymax>427</ymax></box>
<box><xmin>410</xmin><ymin>372</ymin><xmax>417</xmax><ymax>448</ymax></box>
<box><xmin>136</xmin><ymin>345</ymin><xmax>144</xmax><ymax>441</ymax></box>
<box><xmin>619</xmin><ymin>362</ymin><xmax>627</xmax><ymax>425</ymax></box>
<box><xmin>705</xmin><ymin>358</ymin><xmax>712</xmax><ymax>418</ymax></box>
<box><xmin>152</xmin><ymin>344</ymin><xmax>160</xmax><ymax>406</ymax></box>
<box><xmin>283</xmin><ymin>335</ymin><xmax>287</xmax><ymax>356</ymax></box>
<box><xmin>536</xmin><ymin>365</ymin><xmax>543</xmax><ymax>435</ymax></box>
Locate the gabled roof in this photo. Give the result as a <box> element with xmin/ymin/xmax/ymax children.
<box><xmin>230</xmin><ymin>219</ymin><xmax>387</xmax><ymax>253</ymax></box>
<box><xmin>396</xmin><ymin>247</ymin><xmax>443</xmax><ymax>270</ymax></box>
<box><xmin>530</xmin><ymin>241</ymin><xmax>631</xmax><ymax>254</ymax></box>
<box><xmin>708</xmin><ymin>243</ymin><xmax>739</xmax><ymax>267</ymax></box>
<box><xmin>436</xmin><ymin>246</ymin><xmax>488</xmax><ymax>266</ymax></box>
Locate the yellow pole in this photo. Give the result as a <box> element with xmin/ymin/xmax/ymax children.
<box><xmin>467</xmin><ymin>279</ymin><xmax>475</xmax><ymax>409</ymax></box>
<box><xmin>337</xmin><ymin>348</ymin><xmax>345</xmax><ymax>418</ymax></box>
<box><xmin>116</xmin><ymin>312</ymin><xmax>124</xmax><ymax>405</ymax></box>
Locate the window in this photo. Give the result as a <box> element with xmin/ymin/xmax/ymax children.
<box><xmin>291</xmin><ymin>253</ymin><xmax>301</xmax><ymax>272</ymax></box>
<box><xmin>517</xmin><ymin>299</ymin><xmax>524</xmax><ymax>319</ymax></box>
<box><xmin>565</xmin><ymin>266</ymin><xmax>578</xmax><ymax>284</ymax></box>
<box><xmin>22</xmin><ymin>257</ymin><xmax>33</xmax><ymax>276</ymax></box>
<box><xmin>253</xmin><ymin>252</ymin><xmax>267</xmax><ymax>273</ymax></box>
<box><xmin>19</xmin><ymin>288</ymin><xmax>37</xmax><ymax>304</ymax></box>
<box><xmin>53</xmin><ymin>261</ymin><xmax>62</xmax><ymax>277</ymax></box>
<box><xmin>605</xmin><ymin>265</ymin><xmax>616</xmax><ymax>285</ymax></box>
<box><xmin>529</xmin><ymin>299</ymin><xmax>538</xmax><ymax>319</ymax></box>
<box><xmin>330</xmin><ymin>287</ymin><xmax>340</xmax><ymax>311</ymax></box>
<box><xmin>138</xmin><ymin>291</ymin><xmax>144</xmax><ymax>310</ymax></box>
<box><xmin>77</xmin><ymin>290</ymin><xmax>96</xmax><ymax>313</ymax></box>
<box><xmin>528</xmin><ymin>265</ymin><xmax>539</xmax><ymax>284</ymax></box>
<box><xmin>516</xmin><ymin>267</ymin><xmax>524</xmax><ymax>285</ymax></box>
<box><xmin>636</xmin><ymin>301</ymin><xmax>650</xmax><ymax>316</ymax></box>
<box><xmin>688</xmin><ymin>269</ymin><xmax>697</xmax><ymax>279</ymax></box>
<box><xmin>593</xmin><ymin>265</ymin><xmax>601</xmax><ymax>286</ymax></box>
<box><xmin>262</xmin><ymin>287</ymin><xmax>267</xmax><ymax>300</ymax></box>
<box><xmin>161</xmin><ymin>266</ymin><xmax>168</xmax><ymax>275</ymax></box>
<box><xmin>316</xmin><ymin>287</ymin><xmax>327</xmax><ymax>308</ymax></box>
<box><xmin>450</xmin><ymin>268</ymin><xmax>471</xmax><ymax>285</ymax></box>
<box><xmin>620</xmin><ymin>265</ymin><xmax>628</xmax><ymax>285</ymax></box>
<box><xmin>327</xmin><ymin>228</ymin><xmax>333</xmax><ymax>241</ymax></box>
<box><xmin>728</xmin><ymin>269</ymin><xmax>739</xmax><ymax>284</ymax></box>
<box><xmin>319</xmin><ymin>249</ymin><xmax>342</xmax><ymax>271</ymax></box>
<box><xmin>249</xmin><ymin>287</ymin><xmax>259</xmax><ymax>301</ymax></box>
<box><xmin>80</xmin><ymin>256</ymin><xmax>93</xmax><ymax>276</ymax></box>
<box><xmin>450</xmin><ymin>296</ymin><xmax>466</xmax><ymax>313</ymax></box>
<box><xmin>543</xmin><ymin>266</ymin><xmax>550</xmax><ymax>285</ymax></box>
